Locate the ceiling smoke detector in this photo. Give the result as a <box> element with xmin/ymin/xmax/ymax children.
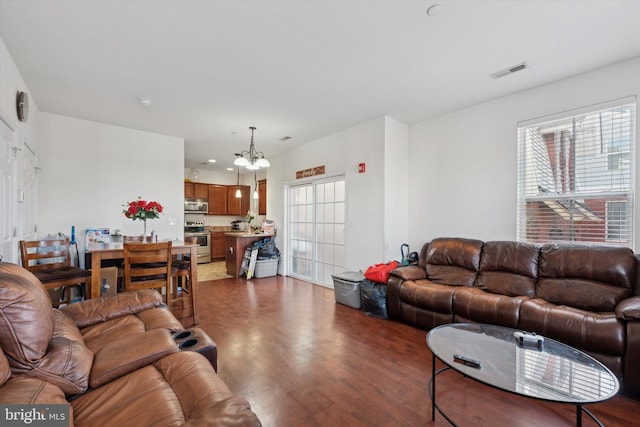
<box><xmin>490</xmin><ymin>62</ymin><xmax>529</xmax><ymax>79</ymax></box>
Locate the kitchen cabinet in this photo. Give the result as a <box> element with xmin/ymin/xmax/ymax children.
<box><xmin>185</xmin><ymin>180</ymin><xmax>250</xmax><ymax>216</ymax></box>
<box><xmin>227</xmin><ymin>186</ymin><xmax>250</xmax><ymax>216</ymax></box>
<box><xmin>194</xmin><ymin>183</ymin><xmax>208</xmax><ymax>199</ymax></box>
<box><xmin>258</xmin><ymin>179</ymin><xmax>267</xmax><ymax>215</ymax></box>
<box><xmin>208</xmin><ymin>185</ymin><xmax>227</xmax><ymax>215</ymax></box>
<box><xmin>184</xmin><ymin>182</ymin><xmax>208</xmax><ymax>200</ymax></box>
<box><xmin>184</xmin><ymin>182</ymin><xmax>194</xmax><ymax>198</ymax></box>
<box><xmin>210</xmin><ymin>231</ymin><xmax>227</xmax><ymax>260</ymax></box>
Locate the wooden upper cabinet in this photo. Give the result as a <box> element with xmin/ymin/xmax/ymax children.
<box><xmin>227</xmin><ymin>185</ymin><xmax>250</xmax><ymax>216</ymax></box>
<box><xmin>194</xmin><ymin>183</ymin><xmax>208</xmax><ymax>199</ymax></box>
<box><xmin>208</xmin><ymin>185</ymin><xmax>227</xmax><ymax>215</ymax></box>
<box><xmin>186</xmin><ymin>180</ymin><xmax>252</xmax><ymax>216</ymax></box>
<box><xmin>258</xmin><ymin>179</ymin><xmax>267</xmax><ymax>215</ymax></box>
<box><xmin>184</xmin><ymin>182</ymin><xmax>195</xmax><ymax>198</ymax></box>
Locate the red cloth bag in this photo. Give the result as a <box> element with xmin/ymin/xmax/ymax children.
<box><xmin>364</xmin><ymin>261</ymin><xmax>399</xmax><ymax>283</ymax></box>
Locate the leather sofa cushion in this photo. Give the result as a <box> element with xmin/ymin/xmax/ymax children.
<box><xmin>54</xmin><ymin>309</ymin><xmax>85</xmax><ymax>343</ymax></box>
<box><xmin>0</xmin><ymin>263</ymin><xmax>92</xmax><ymax>395</ymax></box>
<box><xmin>70</xmin><ymin>351</ymin><xmax>237</xmax><ymax>427</ymax></box>
<box><xmin>0</xmin><ymin>264</ymin><xmax>56</xmax><ymax>362</ymax></box>
<box><xmin>537</xmin><ymin>243</ymin><xmax>636</xmax><ymax>311</ymax></box>
<box><xmin>0</xmin><ymin>347</ymin><xmax>10</xmax><ymax>387</ymax></box>
<box><xmin>453</xmin><ymin>287</ymin><xmax>528</xmax><ymax>328</ymax></box>
<box><xmin>616</xmin><ymin>296</ymin><xmax>640</xmax><ymax>320</ymax></box>
<box><xmin>90</xmin><ymin>329</ymin><xmax>178</xmax><ymax>388</ymax></box>
<box><xmin>28</xmin><ymin>335</ymin><xmax>92</xmax><ymax>395</ymax></box>
<box><xmin>61</xmin><ymin>289</ymin><xmax>171</xmax><ymax>329</ymax></box>
<box><xmin>476</xmin><ymin>241</ymin><xmax>539</xmax><ymax>297</ymax></box>
<box><xmin>519</xmin><ymin>298</ymin><xmax>624</xmax><ymax>356</ymax></box>
<box><xmin>0</xmin><ymin>377</ymin><xmax>70</xmax><ymax>409</ymax></box>
<box><xmin>425</xmin><ymin>238</ymin><xmax>483</xmax><ymax>287</ymax></box>
<box><xmin>183</xmin><ymin>396</ymin><xmax>263</xmax><ymax>427</ymax></box>
<box><xmin>79</xmin><ymin>307</ymin><xmax>182</xmax><ymax>352</ymax></box>
<box><xmin>15</xmin><ymin>310</ymin><xmax>93</xmax><ymax>396</ymax></box>
<box><xmin>390</xmin><ymin>265</ymin><xmax>427</xmax><ymax>281</ymax></box>
<box><xmin>400</xmin><ymin>280</ymin><xmax>457</xmax><ymax>314</ymax></box>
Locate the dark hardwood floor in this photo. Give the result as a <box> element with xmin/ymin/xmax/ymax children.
<box><xmin>193</xmin><ymin>275</ymin><xmax>640</xmax><ymax>427</ymax></box>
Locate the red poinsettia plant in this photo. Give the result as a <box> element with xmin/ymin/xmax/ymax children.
<box><xmin>123</xmin><ymin>197</ymin><xmax>163</xmax><ymax>221</ymax></box>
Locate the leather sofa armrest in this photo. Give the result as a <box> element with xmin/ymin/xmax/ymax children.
<box><xmin>90</xmin><ymin>329</ymin><xmax>178</xmax><ymax>388</ymax></box>
<box><xmin>61</xmin><ymin>289</ymin><xmax>166</xmax><ymax>329</ymax></box>
<box><xmin>387</xmin><ymin>266</ymin><xmax>426</xmax><ymax>319</ymax></box>
<box><xmin>615</xmin><ymin>296</ymin><xmax>640</xmax><ymax>320</ymax></box>
<box><xmin>390</xmin><ymin>265</ymin><xmax>427</xmax><ymax>281</ymax></box>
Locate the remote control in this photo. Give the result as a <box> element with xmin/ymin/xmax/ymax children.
<box><xmin>513</xmin><ymin>331</ymin><xmax>544</xmax><ymax>348</ymax></box>
<box><xmin>453</xmin><ymin>354</ymin><xmax>481</xmax><ymax>369</ymax></box>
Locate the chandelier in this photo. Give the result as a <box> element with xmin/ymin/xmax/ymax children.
<box><xmin>234</xmin><ymin>126</ymin><xmax>270</xmax><ymax>170</ymax></box>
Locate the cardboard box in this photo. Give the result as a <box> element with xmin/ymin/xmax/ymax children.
<box><xmin>85</xmin><ymin>228</ymin><xmax>111</xmax><ymax>250</ymax></box>
<box><xmin>96</xmin><ymin>266</ymin><xmax>118</xmax><ymax>296</ymax></box>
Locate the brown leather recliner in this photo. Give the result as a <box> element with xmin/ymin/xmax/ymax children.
<box><xmin>0</xmin><ymin>262</ymin><xmax>261</xmax><ymax>426</ymax></box>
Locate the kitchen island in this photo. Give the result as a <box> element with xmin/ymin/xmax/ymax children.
<box><xmin>225</xmin><ymin>232</ymin><xmax>274</xmax><ymax>278</ymax></box>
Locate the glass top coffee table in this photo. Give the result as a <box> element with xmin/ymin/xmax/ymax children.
<box><xmin>426</xmin><ymin>323</ymin><xmax>619</xmax><ymax>427</ymax></box>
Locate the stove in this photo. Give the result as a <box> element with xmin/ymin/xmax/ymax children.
<box><xmin>184</xmin><ymin>220</ymin><xmax>211</xmax><ymax>263</ymax></box>
<box><xmin>185</xmin><ymin>220</ymin><xmax>206</xmax><ymax>233</ymax></box>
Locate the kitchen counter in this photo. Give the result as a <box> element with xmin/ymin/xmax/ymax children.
<box><xmin>224</xmin><ymin>231</ymin><xmax>274</xmax><ymax>237</ymax></box>
<box><xmin>225</xmin><ymin>233</ymin><xmax>275</xmax><ymax>277</ymax></box>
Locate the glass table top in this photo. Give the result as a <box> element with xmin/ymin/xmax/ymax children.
<box><xmin>426</xmin><ymin>323</ymin><xmax>619</xmax><ymax>404</ymax></box>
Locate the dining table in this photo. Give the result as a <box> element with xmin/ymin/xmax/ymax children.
<box><xmin>86</xmin><ymin>240</ymin><xmax>199</xmax><ymax>325</ymax></box>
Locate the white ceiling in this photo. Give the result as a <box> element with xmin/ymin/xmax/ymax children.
<box><xmin>2</xmin><ymin>0</ymin><xmax>640</xmax><ymax>173</ymax></box>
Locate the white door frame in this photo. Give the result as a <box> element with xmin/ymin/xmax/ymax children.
<box><xmin>283</xmin><ymin>172</ymin><xmax>347</xmax><ymax>287</ymax></box>
<box><xmin>1</xmin><ymin>112</ymin><xmax>17</xmax><ymax>263</ymax></box>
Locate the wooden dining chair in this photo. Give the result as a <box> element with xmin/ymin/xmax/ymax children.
<box><xmin>123</xmin><ymin>241</ymin><xmax>175</xmax><ymax>308</ymax></box>
<box><xmin>171</xmin><ymin>237</ymin><xmax>197</xmax><ymax>318</ymax></box>
<box><xmin>19</xmin><ymin>237</ymin><xmax>91</xmax><ymax>307</ymax></box>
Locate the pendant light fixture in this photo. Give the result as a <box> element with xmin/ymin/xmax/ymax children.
<box><xmin>234</xmin><ymin>126</ymin><xmax>270</xmax><ymax>170</ymax></box>
<box><xmin>235</xmin><ymin>166</ymin><xmax>242</xmax><ymax>198</ymax></box>
<box><xmin>253</xmin><ymin>171</ymin><xmax>259</xmax><ymax>200</ymax></box>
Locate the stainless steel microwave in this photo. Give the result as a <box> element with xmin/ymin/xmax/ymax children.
<box><xmin>184</xmin><ymin>198</ymin><xmax>208</xmax><ymax>213</ymax></box>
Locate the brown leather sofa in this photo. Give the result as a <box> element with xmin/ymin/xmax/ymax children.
<box><xmin>387</xmin><ymin>237</ymin><xmax>640</xmax><ymax>396</ymax></box>
<box><xmin>0</xmin><ymin>262</ymin><xmax>261</xmax><ymax>426</ymax></box>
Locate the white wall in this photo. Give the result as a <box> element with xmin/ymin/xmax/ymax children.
<box><xmin>384</xmin><ymin>116</ymin><xmax>409</xmax><ymax>261</ymax></box>
<box><xmin>1</xmin><ymin>37</ymin><xmax>41</xmax><ymax>263</ymax></box>
<box><xmin>268</xmin><ymin>116</ymin><xmax>389</xmax><ymax>273</ymax></box>
<box><xmin>409</xmin><ymin>56</ymin><xmax>640</xmax><ymax>251</ymax></box>
<box><xmin>38</xmin><ymin>113</ymin><xmax>185</xmax><ymax>263</ymax></box>
<box><xmin>0</xmin><ymin>39</ymin><xmax>40</xmax><ymax>152</ymax></box>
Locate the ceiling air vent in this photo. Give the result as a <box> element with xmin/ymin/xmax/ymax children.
<box><xmin>490</xmin><ymin>62</ymin><xmax>528</xmax><ymax>79</ymax></box>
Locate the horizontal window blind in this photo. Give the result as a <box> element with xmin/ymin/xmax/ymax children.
<box><xmin>517</xmin><ymin>100</ymin><xmax>635</xmax><ymax>248</ymax></box>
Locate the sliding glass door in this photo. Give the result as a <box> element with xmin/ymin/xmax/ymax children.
<box><xmin>287</xmin><ymin>175</ymin><xmax>345</xmax><ymax>286</ymax></box>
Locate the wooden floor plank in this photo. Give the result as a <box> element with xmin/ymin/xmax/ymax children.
<box><xmin>192</xmin><ymin>275</ymin><xmax>640</xmax><ymax>427</ymax></box>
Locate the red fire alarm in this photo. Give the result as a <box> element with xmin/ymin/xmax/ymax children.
<box><xmin>358</xmin><ymin>163</ymin><xmax>366</xmax><ymax>173</ymax></box>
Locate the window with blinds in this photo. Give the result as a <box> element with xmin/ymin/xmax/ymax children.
<box><xmin>517</xmin><ymin>98</ymin><xmax>635</xmax><ymax>248</ymax></box>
